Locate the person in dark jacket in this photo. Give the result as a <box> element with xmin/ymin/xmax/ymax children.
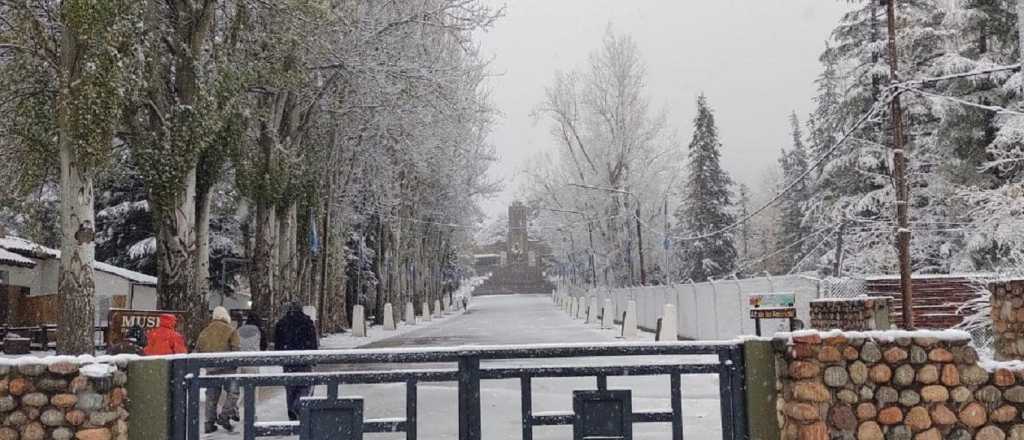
<box><xmin>274</xmin><ymin>302</ymin><xmax>319</xmax><ymax>421</ymax></box>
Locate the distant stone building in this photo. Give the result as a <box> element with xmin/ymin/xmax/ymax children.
<box><xmin>473</xmin><ymin>202</ymin><xmax>555</xmax><ymax>295</ymax></box>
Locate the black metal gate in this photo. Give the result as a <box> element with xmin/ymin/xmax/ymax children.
<box><xmin>169</xmin><ymin>342</ymin><xmax>747</xmax><ymax>440</ymax></box>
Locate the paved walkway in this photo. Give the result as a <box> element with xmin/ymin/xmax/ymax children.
<box><xmin>211</xmin><ymin>294</ymin><xmax>723</xmax><ymax>439</ymax></box>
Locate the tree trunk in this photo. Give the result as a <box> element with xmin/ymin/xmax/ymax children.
<box><xmin>155</xmin><ymin>167</ymin><xmax>203</xmax><ymax>342</ymax></box>
<box><xmin>56</xmin><ymin>143</ymin><xmax>97</xmax><ymax>355</ymax></box>
<box><xmin>251</xmin><ymin>199</ymin><xmax>276</xmax><ymax>324</ymax></box>
<box><xmin>194</xmin><ymin>186</ymin><xmax>212</xmax><ymax>314</ymax></box>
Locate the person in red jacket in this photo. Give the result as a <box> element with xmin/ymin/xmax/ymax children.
<box><xmin>143</xmin><ymin>314</ymin><xmax>188</xmax><ymax>355</ymax></box>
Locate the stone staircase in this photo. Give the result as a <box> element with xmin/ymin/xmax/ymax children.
<box><xmin>474</xmin><ymin>265</ymin><xmax>555</xmax><ymax>295</ymax></box>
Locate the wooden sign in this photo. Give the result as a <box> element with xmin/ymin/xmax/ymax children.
<box><xmin>750</xmin><ymin>308</ymin><xmax>797</xmax><ymax>320</ymax></box>
<box><xmin>107</xmin><ymin>309</ymin><xmax>187</xmax><ymax>345</ymax></box>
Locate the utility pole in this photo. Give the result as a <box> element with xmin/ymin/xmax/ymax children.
<box><xmin>635</xmin><ymin>203</ymin><xmax>646</xmax><ymax>285</ymax></box>
<box><xmin>832</xmin><ymin>222</ymin><xmax>846</xmax><ymax>277</ymax></box>
<box><xmin>885</xmin><ymin>0</ymin><xmax>915</xmax><ymax>329</ymax></box>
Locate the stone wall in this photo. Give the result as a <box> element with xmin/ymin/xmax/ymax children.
<box><xmin>774</xmin><ymin>330</ymin><xmax>1024</xmax><ymax>440</ymax></box>
<box><xmin>809</xmin><ymin>297</ymin><xmax>891</xmax><ymax>331</ymax></box>
<box><xmin>992</xmin><ymin>280</ymin><xmax>1024</xmax><ymax>361</ymax></box>
<box><xmin>0</xmin><ymin>359</ymin><xmax>129</xmax><ymax>440</ymax></box>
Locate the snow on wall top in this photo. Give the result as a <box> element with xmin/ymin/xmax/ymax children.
<box><xmin>774</xmin><ymin>328</ymin><xmax>972</xmax><ymax>343</ymax></box>
<box><xmin>0</xmin><ymin>353</ymin><xmax>138</xmax><ymax>367</ymax></box>
<box><xmin>0</xmin><ymin>235</ymin><xmax>156</xmax><ymax>285</ymax></box>
<box><xmin>0</xmin><ymin>248</ymin><xmax>35</xmax><ymax>268</ymax></box>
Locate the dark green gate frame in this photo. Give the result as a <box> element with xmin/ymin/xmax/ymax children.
<box><xmin>168</xmin><ymin>341</ymin><xmax>749</xmax><ymax>440</ymax></box>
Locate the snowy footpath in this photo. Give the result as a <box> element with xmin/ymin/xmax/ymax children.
<box><xmin>206</xmin><ymin>294</ymin><xmax>724</xmax><ymax>439</ymax></box>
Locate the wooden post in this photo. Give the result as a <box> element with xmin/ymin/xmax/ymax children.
<box><xmin>885</xmin><ymin>0</ymin><xmax>915</xmax><ymax>329</ymax></box>
<box><xmin>635</xmin><ymin>204</ymin><xmax>647</xmax><ymax>286</ymax></box>
<box><xmin>832</xmin><ymin>222</ymin><xmax>846</xmax><ymax>277</ymax></box>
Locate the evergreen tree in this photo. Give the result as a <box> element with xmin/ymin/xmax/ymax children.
<box><xmin>673</xmin><ymin>95</ymin><xmax>736</xmax><ymax>282</ymax></box>
<box><xmin>778</xmin><ymin>113</ymin><xmax>812</xmax><ymax>272</ymax></box>
<box><xmin>805</xmin><ymin>0</ymin><xmax>950</xmax><ymax>274</ymax></box>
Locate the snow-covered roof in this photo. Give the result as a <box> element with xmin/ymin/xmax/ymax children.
<box><xmin>0</xmin><ymin>248</ymin><xmax>35</xmax><ymax>268</ymax></box>
<box><xmin>94</xmin><ymin>262</ymin><xmax>157</xmax><ymax>286</ymax></box>
<box><xmin>0</xmin><ymin>236</ymin><xmax>58</xmax><ymax>259</ymax></box>
<box><xmin>0</xmin><ymin>235</ymin><xmax>156</xmax><ymax>286</ymax></box>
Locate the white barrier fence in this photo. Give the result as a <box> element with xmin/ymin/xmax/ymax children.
<box><xmin>555</xmin><ymin>275</ymin><xmax>822</xmax><ymax>340</ymax></box>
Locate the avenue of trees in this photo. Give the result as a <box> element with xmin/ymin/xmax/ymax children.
<box><xmin>0</xmin><ymin>0</ymin><xmax>500</xmax><ymax>354</ymax></box>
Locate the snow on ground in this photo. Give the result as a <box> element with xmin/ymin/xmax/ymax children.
<box><xmin>204</xmin><ymin>294</ymin><xmax>724</xmax><ymax>439</ymax></box>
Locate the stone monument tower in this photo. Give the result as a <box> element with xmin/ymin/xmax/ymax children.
<box><xmin>507</xmin><ymin>201</ymin><xmax>529</xmax><ymax>265</ymax></box>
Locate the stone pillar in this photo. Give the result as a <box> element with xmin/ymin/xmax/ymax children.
<box><xmin>352</xmin><ymin>305</ymin><xmax>367</xmax><ymax>337</ymax></box>
<box><xmin>622</xmin><ymin>300</ymin><xmax>638</xmax><ymax>338</ymax></box>
<box><xmin>405</xmin><ymin>302</ymin><xmax>416</xmax><ymax>325</ymax></box>
<box><xmin>658</xmin><ymin>304</ymin><xmax>677</xmax><ymax>342</ymax></box>
<box><xmin>586</xmin><ymin>297</ymin><xmax>599</xmax><ymax>324</ymax></box>
<box><xmin>383</xmin><ymin>303</ymin><xmax>396</xmax><ymax>331</ymax></box>
<box><xmin>992</xmin><ymin>280</ymin><xmax>1024</xmax><ymax>360</ymax></box>
<box><xmin>601</xmin><ymin>299</ymin><xmax>614</xmax><ymax>330</ymax></box>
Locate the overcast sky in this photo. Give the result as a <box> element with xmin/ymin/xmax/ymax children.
<box><xmin>475</xmin><ymin>0</ymin><xmax>852</xmax><ymax>220</ymax></box>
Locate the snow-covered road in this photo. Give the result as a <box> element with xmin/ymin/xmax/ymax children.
<box><xmin>208</xmin><ymin>294</ymin><xmax>724</xmax><ymax>439</ymax></box>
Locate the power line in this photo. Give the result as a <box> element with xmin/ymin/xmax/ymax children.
<box><xmin>732</xmin><ymin>225</ymin><xmax>838</xmax><ymax>275</ymax></box>
<box><xmin>899</xmin><ymin>86</ymin><xmax>1024</xmax><ymax>116</ymax></box>
<box><xmin>650</xmin><ymin>90</ymin><xmax>897</xmax><ymax>243</ymax></box>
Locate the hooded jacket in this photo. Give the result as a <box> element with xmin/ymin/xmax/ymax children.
<box><xmin>143</xmin><ymin>314</ymin><xmax>188</xmax><ymax>355</ymax></box>
<box><xmin>196</xmin><ymin>307</ymin><xmax>240</xmax><ymax>353</ymax></box>
<box><xmin>274</xmin><ymin>304</ymin><xmax>318</xmax><ymax>373</ymax></box>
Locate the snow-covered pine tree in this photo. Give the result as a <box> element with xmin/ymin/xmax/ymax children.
<box><xmin>804</xmin><ymin>0</ymin><xmax>950</xmax><ymax>275</ymax></box>
<box><xmin>673</xmin><ymin>94</ymin><xmax>737</xmax><ymax>282</ymax></box>
<box><xmin>95</xmin><ymin>163</ymin><xmax>155</xmax><ymax>276</ymax></box>
<box><xmin>778</xmin><ymin>113</ymin><xmax>813</xmax><ymax>272</ymax></box>
<box><xmin>939</xmin><ymin>0</ymin><xmax>1024</xmax><ymax>271</ymax></box>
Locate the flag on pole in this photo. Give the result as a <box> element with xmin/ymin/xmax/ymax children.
<box><xmin>309</xmin><ymin>208</ymin><xmax>320</xmax><ymax>256</ymax></box>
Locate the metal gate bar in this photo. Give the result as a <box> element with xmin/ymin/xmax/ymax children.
<box><xmin>170</xmin><ymin>342</ymin><xmax>748</xmax><ymax>440</ymax></box>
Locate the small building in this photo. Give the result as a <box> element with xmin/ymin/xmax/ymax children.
<box><xmin>0</xmin><ymin>235</ymin><xmax>158</xmax><ymax>327</ymax></box>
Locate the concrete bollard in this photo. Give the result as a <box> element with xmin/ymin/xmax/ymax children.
<box><xmin>622</xmin><ymin>300</ymin><xmax>638</xmax><ymax>338</ymax></box>
<box><xmin>434</xmin><ymin>300</ymin><xmax>442</xmax><ymax>317</ymax></box>
<box><xmin>352</xmin><ymin>304</ymin><xmax>367</xmax><ymax>337</ymax></box>
<box><xmin>601</xmin><ymin>299</ymin><xmax>614</xmax><ymax>329</ymax></box>
<box><xmin>657</xmin><ymin>303</ymin><xmax>678</xmax><ymax>342</ymax></box>
<box><xmin>383</xmin><ymin>303</ymin><xmax>396</xmax><ymax>331</ymax></box>
<box><xmin>405</xmin><ymin>302</ymin><xmax>416</xmax><ymax>325</ymax></box>
<box><xmin>586</xmin><ymin>297</ymin><xmax>599</xmax><ymax>324</ymax></box>
<box><xmin>423</xmin><ymin>301</ymin><xmax>432</xmax><ymax>321</ymax></box>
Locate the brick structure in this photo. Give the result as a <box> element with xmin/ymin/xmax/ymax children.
<box><xmin>865</xmin><ymin>275</ymin><xmax>987</xmax><ymax>329</ymax></box>
<box><xmin>809</xmin><ymin>297</ymin><xmax>892</xmax><ymax>331</ymax></box>
<box><xmin>774</xmin><ymin>330</ymin><xmax>1024</xmax><ymax>440</ymax></box>
<box><xmin>0</xmin><ymin>358</ymin><xmax>129</xmax><ymax>440</ymax></box>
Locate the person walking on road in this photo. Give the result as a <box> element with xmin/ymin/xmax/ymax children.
<box><xmin>197</xmin><ymin>306</ymin><xmax>241</xmax><ymax>433</ymax></box>
<box><xmin>274</xmin><ymin>301</ymin><xmax>319</xmax><ymax>421</ymax></box>
<box><xmin>238</xmin><ymin>314</ymin><xmax>267</xmax><ymax>352</ymax></box>
<box><xmin>143</xmin><ymin>314</ymin><xmax>187</xmax><ymax>356</ymax></box>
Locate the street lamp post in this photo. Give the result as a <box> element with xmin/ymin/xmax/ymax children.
<box><xmin>567</xmin><ymin>183</ymin><xmax>647</xmax><ymax>286</ymax></box>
